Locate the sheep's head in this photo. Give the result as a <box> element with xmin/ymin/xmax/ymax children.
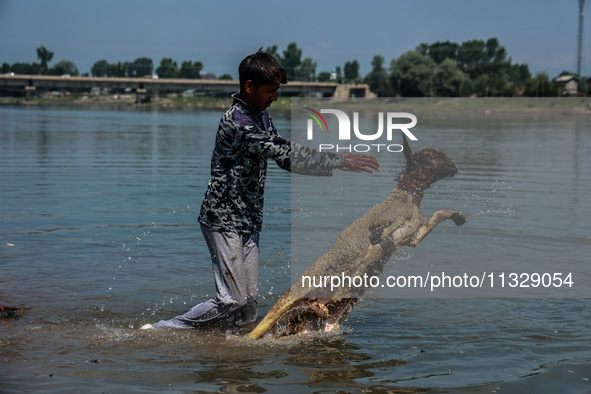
<box><xmin>398</xmin><ymin>135</ymin><xmax>458</xmax><ymax>203</ymax></box>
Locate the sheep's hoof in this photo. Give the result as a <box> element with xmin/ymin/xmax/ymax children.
<box><xmin>451</xmin><ymin>212</ymin><xmax>466</xmax><ymax>226</ymax></box>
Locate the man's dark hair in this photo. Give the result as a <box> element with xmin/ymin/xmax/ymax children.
<box><xmin>239</xmin><ymin>48</ymin><xmax>287</xmax><ymax>90</ymax></box>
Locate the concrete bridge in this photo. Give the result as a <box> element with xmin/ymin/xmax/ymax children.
<box><xmin>0</xmin><ymin>74</ymin><xmax>374</xmax><ymax>100</ymax></box>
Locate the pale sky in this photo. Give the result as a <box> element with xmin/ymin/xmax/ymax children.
<box><xmin>0</xmin><ymin>0</ymin><xmax>586</xmax><ymax>78</ymax></box>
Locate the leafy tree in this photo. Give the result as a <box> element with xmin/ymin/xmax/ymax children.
<box><xmin>486</xmin><ymin>73</ymin><xmax>510</xmax><ymax>96</ymax></box>
<box><xmin>1</xmin><ymin>63</ymin><xmax>10</xmax><ymax>73</ymax></box>
<box><xmin>128</xmin><ymin>57</ymin><xmax>153</xmax><ymax>77</ymax></box>
<box><xmin>91</xmin><ymin>60</ymin><xmax>110</xmax><ymax>77</ymax></box>
<box><xmin>36</xmin><ymin>46</ymin><xmax>54</xmax><ymax>74</ymax></box>
<box><xmin>110</xmin><ymin>61</ymin><xmax>127</xmax><ymax>77</ymax></box>
<box><xmin>457</xmin><ymin>38</ymin><xmax>509</xmax><ymax>81</ymax></box>
<box><xmin>510</xmin><ymin>64</ymin><xmax>531</xmax><ymax>86</ymax></box>
<box><xmin>49</xmin><ymin>60</ymin><xmax>79</xmax><ymax>76</ymax></box>
<box><xmin>334</xmin><ymin>66</ymin><xmax>343</xmax><ymax>83</ymax></box>
<box><xmin>9</xmin><ymin>62</ymin><xmax>41</xmax><ymax>75</ymax></box>
<box><xmin>471</xmin><ymin>74</ymin><xmax>490</xmax><ymax>97</ymax></box>
<box><xmin>343</xmin><ymin>60</ymin><xmax>360</xmax><ymax>83</ymax></box>
<box><xmin>264</xmin><ymin>42</ymin><xmax>319</xmax><ymax>81</ymax></box>
<box><xmin>523</xmin><ymin>72</ymin><xmax>559</xmax><ymax>97</ymax></box>
<box><xmin>296</xmin><ymin>57</ymin><xmax>316</xmax><ymax>81</ymax></box>
<box><xmin>484</xmin><ymin>38</ymin><xmax>507</xmax><ymax>65</ymax></box>
<box><xmin>156</xmin><ymin>58</ymin><xmax>179</xmax><ymax>78</ymax></box>
<box><xmin>417</xmin><ymin>38</ymin><xmax>529</xmax><ymax>96</ymax></box>
<box><xmin>218</xmin><ymin>74</ymin><xmax>233</xmax><ymax>80</ymax></box>
<box><xmin>390</xmin><ymin>51</ymin><xmax>435</xmax><ymax>96</ymax></box>
<box><xmin>417</xmin><ymin>41</ymin><xmax>459</xmax><ymax>64</ymax></box>
<box><xmin>364</xmin><ymin>55</ymin><xmax>393</xmax><ymax>96</ymax></box>
<box><xmin>317</xmin><ymin>71</ymin><xmax>332</xmax><ymax>82</ymax></box>
<box><xmin>282</xmin><ymin>42</ymin><xmax>302</xmax><ymax>81</ymax></box>
<box><xmin>457</xmin><ymin>39</ymin><xmax>487</xmax><ymax>78</ymax></box>
<box><xmin>431</xmin><ymin>58</ymin><xmax>468</xmax><ymax>96</ymax></box>
<box><xmin>179</xmin><ymin>60</ymin><xmax>203</xmax><ymax>79</ymax></box>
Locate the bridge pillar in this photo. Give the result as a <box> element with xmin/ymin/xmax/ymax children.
<box><xmin>24</xmin><ymin>85</ymin><xmax>36</xmax><ymax>100</ymax></box>
<box><xmin>332</xmin><ymin>84</ymin><xmax>376</xmax><ymax>98</ymax></box>
<box><xmin>135</xmin><ymin>88</ymin><xmax>147</xmax><ymax>104</ymax></box>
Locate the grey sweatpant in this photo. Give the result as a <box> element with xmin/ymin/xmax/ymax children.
<box><xmin>154</xmin><ymin>225</ymin><xmax>260</xmax><ymax>328</ymax></box>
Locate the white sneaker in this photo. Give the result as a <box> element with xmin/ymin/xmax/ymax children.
<box><xmin>140</xmin><ymin>323</ymin><xmax>154</xmax><ymax>330</ymax></box>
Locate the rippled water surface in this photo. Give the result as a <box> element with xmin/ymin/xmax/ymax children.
<box><xmin>1</xmin><ymin>103</ymin><xmax>590</xmax><ymax>393</ymax></box>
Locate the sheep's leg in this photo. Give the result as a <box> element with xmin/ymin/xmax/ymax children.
<box><xmin>409</xmin><ymin>210</ymin><xmax>465</xmax><ymax>247</ymax></box>
<box><xmin>360</xmin><ymin>220</ymin><xmax>420</xmax><ymax>265</ymax></box>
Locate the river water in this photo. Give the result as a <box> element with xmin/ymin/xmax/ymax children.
<box><xmin>1</xmin><ymin>102</ymin><xmax>590</xmax><ymax>393</ymax></box>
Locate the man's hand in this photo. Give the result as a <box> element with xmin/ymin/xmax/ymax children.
<box><xmin>340</xmin><ymin>153</ymin><xmax>381</xmax><ymax>173</ymax></box>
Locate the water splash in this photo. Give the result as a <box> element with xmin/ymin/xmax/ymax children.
<box><xmin>444</xmin><ymin>176</ymin><xmax>516</xmax><ymax>219</ymax></box>
<box><xmin>472</xmin><ymin>205</ymin><xmax>516</xmax><ymax>217</ymax></box>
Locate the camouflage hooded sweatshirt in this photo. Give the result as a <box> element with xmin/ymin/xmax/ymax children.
<box><xmin>198</xmin><ymin>95</ymin><xmax>345</xmax><ymax>235</ymax></box>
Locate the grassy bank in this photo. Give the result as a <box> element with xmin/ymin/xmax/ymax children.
<box><xmin>2</xmin><ymin>95</ymin><xmax>590</xmax><ymax>117</ymax></box>
<box><xmin>380</xmin><ymin>97</ymin><xmax>591</xmax><ymax>117</ymax></box>
<box><xmin>0</xmin><ymin>95</ymin><xmax>292</xmax><ymax>111</ymax></box>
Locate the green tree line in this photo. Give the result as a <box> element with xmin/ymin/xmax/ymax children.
<box><xmin>267</xmin><ymin>39</ymin><xmax>575</xmax><ymax>97</ymax></box>
<box><xmin>1</xmin><ymin>41</ymin><xmax>584</xmax><ymax>97</ymax></box>
<box><xmin>90</xmin><ymin>58</ymin><xmax>207</xmax><ymax>79</ymax></box>
<box><xmin>0</xmin><ymin>46</ymin><xmax>207</xmax><ymax>80</ymax></box>
<box><xmin>364</xmin><ymin>38</ymin><xmax>567</xmax><ymax>97</ymax></box>
<box><xmin>1</xmin><ymin>46</ymin><xmax>80</xmax><ymax>76</ymax></box>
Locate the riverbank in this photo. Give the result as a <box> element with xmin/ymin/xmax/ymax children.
<box><xmin>2</xmin><ymin>95</ymin><xmax>591</xmax><ymax>116</ymax></box>
<box><xmin>0</xmin><ymin>95</ymin><xmax>292</xmax><ymax>111</ymax></box>
<box><xmin>324</xmin><ymin>96</ymin><xmax>591</xmax><ymax>118</ymax></box>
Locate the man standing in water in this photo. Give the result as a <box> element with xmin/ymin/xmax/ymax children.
<box><xmin>145</xmin><ymin>49</ymin><xmax>379</xmax><ymax>330</ymax></box>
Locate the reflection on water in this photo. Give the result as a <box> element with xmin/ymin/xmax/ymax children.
<box><xmin>1</xmin><ymin>104</ymin><xmax>591</xmax><ymax>393</ymax></box>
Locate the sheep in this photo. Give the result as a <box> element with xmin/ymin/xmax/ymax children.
<box><xmin>248</xmin><ymin>136</ymin><xmax>466</xmax><ymax>339</ymax></box>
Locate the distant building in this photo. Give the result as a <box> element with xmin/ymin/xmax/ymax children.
<box><xmin>330</xmin><ymin>68</ymin><xmax>337</xmax><ymax>81</ymax></box>
<box><xmin>555</xmin><ymin>75</ymin><xmax>579</xmax><ymax>95</ymax></box>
